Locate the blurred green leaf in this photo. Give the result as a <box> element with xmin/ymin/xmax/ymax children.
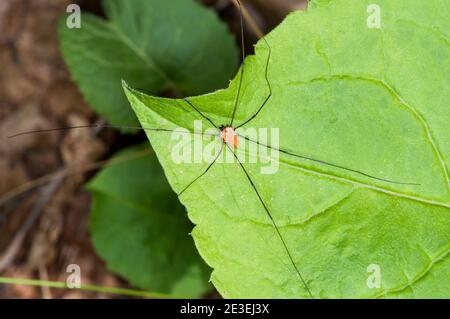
<box><xmin>124</xmin><ymin>0</ymin><xmax>450</xmax><ymax>298</ymax></box>
<box><xmin>59</xmin><ymin>0</ymin><xmax>238</xmax><ymax>131</ymax></box>
<box><xmin>87</xmin><ymin>145</ymin><xmax>211</xmax><ymax>297</ymax></box>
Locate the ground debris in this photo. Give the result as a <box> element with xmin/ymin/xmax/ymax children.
<box><xmin>0</xmin><ymin>0</ymin><xmax>127</xmax><ymax>299</ymax></box>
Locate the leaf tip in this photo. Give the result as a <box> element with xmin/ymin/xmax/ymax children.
<box><xmin>121</xmin><ymin>80</ymin><xmax>138</xmax><ymax>100</ymax></box>
<box><xmin>121</xmin><ymin>79</ymin><xmax>130</xmax><ymax>91</ymax></box>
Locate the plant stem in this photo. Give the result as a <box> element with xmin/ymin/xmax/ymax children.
<box><xmin>0</xmin><ymin>276</ymin><xmax>179</xmax><ymax>299</ymax></box>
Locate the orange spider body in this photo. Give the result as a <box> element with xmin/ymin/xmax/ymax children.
<box><xmin>220</xmin><ymin>126</ymin><xmax>238</xmax><ymax>148</ymax></box>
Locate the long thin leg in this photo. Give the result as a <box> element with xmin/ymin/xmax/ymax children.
<box><xmin>229</xmin><ymin>0</ymin><xmax>246</xmax><ymax>127</ymax></box>
<box><xmin>238</xmin><ymin>133</ymin><xmax>420</xmax><ymax>186</ymax></box>
<box><xmin>235</xmin><ymin>34</ymin><xmax>272</xmax><ymax>130</ymax></box>
<box><xmin>225</xmin><ymin>144</ymin><xmax>314</xmax><ymax>298</ymax></box>
<box><xmin>184</xmin><ymin>98</ymin><xmax>219</xmax><ymax>129</ymax></box>
<box><xmin>177</xmin><ymin>142</ymin><xmax>225</xmax><ymax>197</ymax></box>
<box><xmin>8</xmin><ymin>125</ymin><xmax>218</xmax><ymax>138</ymax></box>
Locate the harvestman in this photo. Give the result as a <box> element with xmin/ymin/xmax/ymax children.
<box><xmin>9</xmin><ymin>0</ymin><xmax>419</xmax><ymax>298</ymax></box>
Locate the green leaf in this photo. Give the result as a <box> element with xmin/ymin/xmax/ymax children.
<box><xmin>123</xmin><ymin>0</ymin><xmax>450</xmax><ymax>298</ymax></box>
<box><xmin>59</xmin><ymin>0</ymin><xmax>238</xmax><ymax>130</ymax></box>
<box><xmin>87</xmin><ymin>145</ymin><xmax>211</xmax><ymax>297</ymax></box>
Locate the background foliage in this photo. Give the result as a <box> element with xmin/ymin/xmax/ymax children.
<box><xmin>59</xmin><ymin>0</ymin><xmax>238</xmax><ymax>129</ymax></box>
<box><xmin>88</xmin><ymin>146</ymin><xmax>211</xmax><ymax>297</ymax></box>
<box><xmin>58</xmin><ymin>0</ymin><xmax>241</xmax><ymax>297</ymax></box>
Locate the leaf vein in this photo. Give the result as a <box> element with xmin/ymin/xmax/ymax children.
<box><xmin>373</xmin><ymin>244</ymin><xmax>450</xmax><ymax>298</ymax></box>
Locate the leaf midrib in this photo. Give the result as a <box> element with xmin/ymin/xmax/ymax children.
<box><xmin>373</xmin><ymin>243</ymin><xmax>450</xmax><ymax>298</ymax></box>
<box><xmin>108</xmin><ymin>22</ymin><xmax>177</xmax><ymax>90</ymax></box>
<box><xmin>132</xmin><ymin>93</ymin><xmax>450</xmax><ymax>211</ymax></box>
<box><xmin>236</xmin><ymin>145</ymin><xmax>450</xmax><ymax>211</ymax></box>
